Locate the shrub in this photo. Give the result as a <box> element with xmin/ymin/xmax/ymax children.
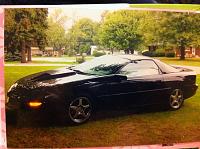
<box><xmin>142</xmin><ymin>51</ymin><xmax>165</xmax><ymax>57</ymax></box>
<box><xmin>154</xmin><ymin>52</ymin><xmax>165</xmax><ymax>57</ymax></box>
<box><xmin>5</xmin><ymin>52</ymin><xmax>21</xmax><ymax>61</ymax></box>
<box><xmin>166</xmin><ymin>52</ymin><xmax>175</xmax><ymax>57</ymax></box>
<box><xmin>76</xmin><ymin>58</ymin><xmax>85</xmax><ymax>63</ymax></box>
<box><xmin>92</xmin><ymin>50</ymin><xmax>106</xmax><ymax>57</ymax></box>
<box><xmin>76</xmin><ymin>55</ymin><xmax>85</xmax><ymax>63</ymax></box>
<box><xmin>66</xmin><ymin>50</ymin><xmax>76</xmax><ymax>57</ymax></box>
<box><xmin>142</xmin><ymin>51</ymin><xmax>154</xmax><ymax>57</ymax></box>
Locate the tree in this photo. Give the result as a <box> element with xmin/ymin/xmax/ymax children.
<box><xmin>137</xmin><ymin>11</ymin><xmax>164</xmax><ymax>52</ymax></box>
<box><xmin>66</xmin><ymin>18</ymin><xmax>99</xmax><ymax>55</ymax></box>
<box><xmin>98</xmin><ymin>10</ymin><xmax>143</xmax><ymax>54</ymax></box>
<box><xmin>5</xmin><ymin>8</ymin><xmax>48</xmax><ymax>63</ymax></box>
<box><xmin>46</xmin><ymin>19</ymin><xmax>66</xmax><ymax>51</ymax></box>
<box><xmin>46</xmin><ymin>9</ymin><xmax>67</xmax><ymax>52</ymax></box>
<box><xmin>159</xmin><ymin>12</ymin><xmax>200</xmax><ymax>59</ymax></box>
<box><xmin>48</xmin><ymin>8</ymin><xmax>68</xmax><ymax>27</ymax></box>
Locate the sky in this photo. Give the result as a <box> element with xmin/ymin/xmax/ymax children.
<box><xmin>48</xmin><ymin>4</ymin><xmax>129</xmax><ymax>31</ymax></box>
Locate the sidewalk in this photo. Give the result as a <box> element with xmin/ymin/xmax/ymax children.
<box><xmin>32</xmin><ymin>57</ymin><xmax>76</xmax><ymax>62</ymax></box>
<box><xmin>5</xmin><ymin>63</ymin><xmax>69</xmax><ymax>66</ymax></box>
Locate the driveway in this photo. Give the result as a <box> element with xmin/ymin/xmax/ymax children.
<box><xmin>32</xmin><ymin>57</ymin><xmax>76</xmax><ymax>62</ymax></box>
<box><xmin>5</xmin><ymin>63</ymin><xmax>67</xmax><ymax>66</ymax></box>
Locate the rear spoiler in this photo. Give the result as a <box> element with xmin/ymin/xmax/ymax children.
<box><xmin>172</xmin><ymin>65</ymin><xmax>193</xmax><ymax>72</ymax></box>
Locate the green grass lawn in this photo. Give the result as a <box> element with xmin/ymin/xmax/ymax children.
<box><xmin>156</xmin><ymin>57</ymin><xmax>200</xmax><ymax>67</ymax></box>
<box><xmin>130</xmin><ymin>4</ymin><xmax>200</xmax><ymax>11</ymax></box>
<box><xmin>5</xmin><ymin>65</ymin><xmax>200</xmax><ymax>147</ymax></box>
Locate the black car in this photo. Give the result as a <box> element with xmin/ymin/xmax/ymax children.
<box><xmin>6</xmin><ymin>55</ymin><xmax>198</xmax><ymax>124</ymax></box>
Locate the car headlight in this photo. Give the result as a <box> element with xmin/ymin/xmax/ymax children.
<box><xmin>8</xmin><ymin>82</ymin><xmax>18</xmax><ymax>93</ymax></box>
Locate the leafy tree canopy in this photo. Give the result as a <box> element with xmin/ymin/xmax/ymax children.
<box><xmin>98</xmin><ymin>10</ymin><xmax>143</xmax><ymax>54</ymax></box>
<box><xmin>5</xmin><ymin>8</ymin><xmax>48</xmax><ymax>62</ymax></box>
<box><xmin>158</xmin><ymin>12</ymin><xmax>200</xmax><ymax>59</ymax></box>
<box><xmin>46</xmin><ymin>8</ymin><xmax>68</xmax><ymax>51</ymax></box>
<box><xmin>66</xmin><ymin>18</ymin><xmax>99</xmax><ymax>54</ymax></box>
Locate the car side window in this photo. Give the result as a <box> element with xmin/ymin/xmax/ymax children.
<box><xmin>119</xmin><ymin>60</ymin><xmax>160</xmax><ymax>77</ymax></box>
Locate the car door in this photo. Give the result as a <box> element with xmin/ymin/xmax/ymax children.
<box><xmin>101</xmin><ymin>59</ymin><xmax>167</xmax><ymax>108</ymax></box>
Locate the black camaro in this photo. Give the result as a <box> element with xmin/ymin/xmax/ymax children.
<box><xmin>6</xmin><ymin>55</ymin><xmax>198</xmax><ymax>124</ymax></box>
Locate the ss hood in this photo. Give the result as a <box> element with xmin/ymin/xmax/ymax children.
<box><xmin>8</xmin><ymin>67</ymin><xmax>96</xmax><ymax>93</ymax></box>
<box><xmin>17</xmin><ymin>67</ymin><xmax>77</xmax><ymax>83</ymax></box>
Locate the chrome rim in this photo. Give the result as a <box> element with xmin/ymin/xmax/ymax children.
<box><xmin>170</xmin><ymin>89</ymin><xmax>183</xmax><ymax>109</ymax></box>
<box><xmin>69</xmin><ymin>97</ymin><xmax>91</xmax><ymax>123</ymax></box>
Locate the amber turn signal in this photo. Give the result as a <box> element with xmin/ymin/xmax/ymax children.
<box><xmin>28</xmin><ymin>101</ymin><xmax>42</xmax><ymax>108</ymax></box>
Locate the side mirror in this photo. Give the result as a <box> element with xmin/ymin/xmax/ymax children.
<box><xmin>114</xmin><ymin>74</ymin><xmax>127</xmax><ymax>82</ymax></box>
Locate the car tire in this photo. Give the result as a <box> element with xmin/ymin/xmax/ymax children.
<box><xmin>67</xmin><ymin>95</ymin><xmax>92</xmax><ymax>125</ymax></box>
<box><xmin>168</xmin><ymin>89</ymin><xmax>184</xmax><ymax>110</ymax></box>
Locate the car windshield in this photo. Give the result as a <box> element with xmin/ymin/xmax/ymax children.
<box><xmin>73</xmin><ymin>55</ymin><xmax>130</xmax><ymax>75</ymax></box>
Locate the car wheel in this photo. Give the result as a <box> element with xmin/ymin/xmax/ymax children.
<box><xmin>68</xmin><ymin>96</ymin><xmax>92</xmax><ymax>124</ymax></box>
<box><xmin>169</xmin><ymin>89</ymin><xmax>184</xmax><ymax>110</ymax></box>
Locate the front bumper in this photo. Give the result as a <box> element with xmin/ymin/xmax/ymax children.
<box><xmin>6</xmin><ymin>96</ymin><xmax>44</xmax><ymax>124</ymax></box>
<box><xmin>6</xmin><ymin>94</ymin><xmax>67</xmax><ymax>125</ymax></box>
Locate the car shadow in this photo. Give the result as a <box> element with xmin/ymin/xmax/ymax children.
<box><xmin>6</xmin><ymin>105</ymin><xmax>169</xmax><ymax>128</ymax></box>
<box><xmin>92</xmin><ymin>105</ymin><xmax>168</xmax><ymax>122</ymax></box>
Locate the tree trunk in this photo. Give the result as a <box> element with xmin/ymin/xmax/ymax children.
<box><xmin>180</xmin><ymin>45</ymin><xmax>185</xmax><ymax>60</ymax></box>
<box><xmin>21</xmin><ymin>40</ymin><xmax>27</xmax><ymax>63</ymax></box>
<box><xmin>124</xmin><ymin>49</ymin><xmax>127</xmax><ymax>54</ymax></box>
<box><xmin>130</xmin><ymin>49</ymin><xmax>134</xmax><ymax>54</ymax></box>
<box><xmin>27</xmin><ymin>46</ymin><xmax>32</xmax><ymax>62</ymax></box>
<box><xmin>111</xmin><ymin>49</ymin><xmax>113</xmax><ymax>54</ymax></box>
<box><xmin>125</xmin><ymin>49</ymin><xmax>129</xmax><ymax>54</ymax></box>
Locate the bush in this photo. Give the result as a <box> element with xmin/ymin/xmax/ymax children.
<box><xmin>142</xmin><ymin>51</ymin><xmax>153</xmax><ymax>57</ymax></box>
<box><xmin>76</xmin><ymin>58</ymin><xmax>85</xmax><ymax>63</ymax></box>
<box><xmin>142</xmin><ymin>51</ymin><xmax>165</xmax><ymax>57</ymax></box>
<box><xmin>166</xmin><ymin>52</ymin><xmax>175</xmax><ymax>57</ymax></box>
<box><xmin>92</xmin><ymin>50</ymin><xmax>106</xmax><ymax>57</ymax></box>
<box><xmin>5</xmin><ymin>52</ymin><xmax>20</xmax><ymax>61</ymax></box>
<box><xmin>76</xmin><ymin>56</ymin><xmax>85</xmax><ymax>63</ymax></box>
<box><xmin>154</xmin><ymin>52</ymin><xmax>165</xmax><ymax>57</ymax></box>
<box><xmin>66</xmin><ymin>50</ymin><xmax>76</xmax><ymax>57</ymax></box>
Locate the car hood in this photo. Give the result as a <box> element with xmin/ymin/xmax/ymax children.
<box><xmin>18</xmin><ymin>67</ymin><xmax>76</xmax><ymax>83</ymax></box>
<box><xmin>14</xmin><ymin>67</ymin><xmax>96</xmax><ymax>89</ymax></box>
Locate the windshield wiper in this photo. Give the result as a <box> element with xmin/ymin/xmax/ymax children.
<box><xmin>68</xmin><ymin>68</ymin><xmax>88</xmax><ymax>75</ymax></box>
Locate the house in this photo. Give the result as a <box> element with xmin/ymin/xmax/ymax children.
<box><xmin>31</xmin><ymin>47</ymin><xmax>64</xmax><ymax>57</ymax></box>
<box><xmin>43</xmin><ymin>47</ymin><xmax>54</xmax><ymax>56</ymax></box>
<box><xmin>31</xmin><ymin>47</ymin><xmax>43</xmax><ymax>56</ymax></box>
<box><xmin>90</xmin><ymin>45</ymin><xmax>111</xmax><ymax>55</ymax></box>
<box><xmin>175</xmin><ymin>47</ymin><xmax>200</xmax><ymax>58</ymax></box>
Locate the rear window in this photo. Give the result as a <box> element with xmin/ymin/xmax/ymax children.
<box><xmin>119</xmin><ymin>60</ymin><xmax>160</xmax><ymax>77</ymax></box>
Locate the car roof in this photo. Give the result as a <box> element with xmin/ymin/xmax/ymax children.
<box><xmin>112</xmin><ymin>54</ymin><xmax>153</xmax><ymax>61</ymax></box>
